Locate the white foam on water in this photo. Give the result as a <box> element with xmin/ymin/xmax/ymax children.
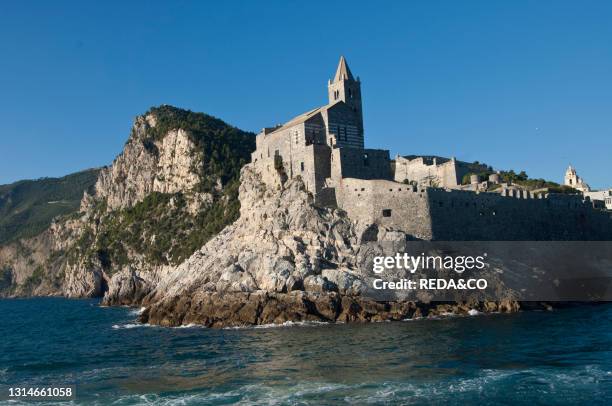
<box><xmin>173</xmin><ymin>323</ymin><xmax>205</xmax><ymax>329</ymax></box>
<box><xmin>254</xmin><ymin>320</ymin><xmax>329</xmax><ymax>329</ymax></box>
<box><xmin>112</xmin><ymin>323</ymin><xmax>154</xmax><ymax>330</ymax></box>
<box><xmin>223</xmin><ymin>320</ymin><xmax>330</xmax><ymax>330</ymax></box>
<box><xmin>65</xmin><ymin>364</ymin><xmax>612</xmax><ymax>405</ymax></box>
<box><xmin>128</xmin><ymin>306</ymin><xmax>147</xmax><ymax>316</ymax></box>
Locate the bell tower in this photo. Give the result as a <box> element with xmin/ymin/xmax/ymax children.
<box><xmin>328</xmin><ymin>56</ymin><xmax>363</xmax><ymax>135</ymax></box>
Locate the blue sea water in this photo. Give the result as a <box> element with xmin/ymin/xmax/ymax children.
<box><xmin>0</xmin><ymin>299</ymin><xmax>610</xmax><ymax>405</ymax></box>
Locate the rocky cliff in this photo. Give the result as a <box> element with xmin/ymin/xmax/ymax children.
<box><xmin>101</xmin><ymin>164</ymin><xmax>518</xmax><ymax>327</ymax></box>
<box><xmin>0</xmin><ymin>106</ymin><xmax>255</xmax><ymax>298</ymax></box>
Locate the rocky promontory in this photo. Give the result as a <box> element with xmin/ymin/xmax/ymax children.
<box><xmin>106</xmin><ymin>164</ymin><xmax>519</xmax><ymax>327</ymax></box>
<box><xmin>1</xmin><ymin>105</ymin><xmax>520</xmax><ymax>327</ymax></box>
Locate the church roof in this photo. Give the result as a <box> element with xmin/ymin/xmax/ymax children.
<box><xmin>333</xmin><ymin>56</ymin><xmax>355</xmax><ymax>82</ymax></box>
<box><xmin>265</xmin><ymin>100</ymin><xmax>347</xmax><ymax>136</ymax></box>
<box><xmin>266</xmin><ymin>106</ymin><xmax>324</xmax><ymax>136</ymax></box>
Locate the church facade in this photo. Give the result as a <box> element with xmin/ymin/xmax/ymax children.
<box><xmin>251</xmin><ymin>56</ymin><xmax>391</xmax><ymax>196</ymax></box>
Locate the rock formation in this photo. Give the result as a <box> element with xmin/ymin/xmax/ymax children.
<box><xmin>112</xmin><ymin>164</ymin><xmax>518</xmax><ymax>327</ymax></box>
<box><xmin>0</xmin><ymin>106</ymin><xmax>254</xmax><ymax>299</ymax></box>
<box><xmin>0</xmin><ymin>105</ymin><xmax>520</xmax><ymax>327</ymax></box>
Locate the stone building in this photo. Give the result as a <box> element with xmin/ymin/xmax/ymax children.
<box><xmin>251</xmin><ymin>57</ymin><xmax>612</xmax><ymax>240</ymax></box>
<box><xmin>584</xmin><ymin>190</ymin><xmax>612</xmax><ymax>210</ymax></box>
<box><xmin>564</xmin><ymin>165</ymin><xmax>591</xmax><ymax>192</ymax></box>
<box><xmin>563</xmin><ymin>166</ymin><xmax>611</xmax><ymax>210</ymax></box>
<box><xmin>251</xmin><ymin>56</ymin><xmax>391</xmax><ymax>195</ymax></box>
<box><xmin>392</xmin><ymin>155</ymin><xmax>471</xmax><ymax>188</ymax></box>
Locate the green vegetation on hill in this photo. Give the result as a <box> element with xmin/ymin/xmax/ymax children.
<box><xmin>68</xmin><ymin>184</ymin><xmax>242</xmax><ymax>269</ymax></box>
<box><xmin>66</xmin><ymin>106</ymin><xmax>255</xmax><ymax>272</ymax></box>
<box><xmin>462</xmin><ymin>162</ymin><xmax>579</xmax><ymax>194</ymax></box>
<box><xmin>0</xmin><ymin>169</ymin><xmax>100</xmax><ymax>244</ymax></box>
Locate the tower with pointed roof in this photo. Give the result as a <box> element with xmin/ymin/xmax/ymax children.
<box><xmin>327</xmin><ymin>56</ymin><xmax>363</xmax><ymax>142</ymax></box>
<box><xmin>564</xmin><ymin>165</ymin><xmax>591</xmax><ymax>192</ymax></box>
<box><xmin>252</xmin><ymin>55</ymin><xmax>390</xmax><ymax>195</ymax></box>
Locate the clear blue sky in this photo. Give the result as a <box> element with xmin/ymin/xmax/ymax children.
<box><xmin>1</xmin><ymin>1</ymin><xmax>611</xmax><ymax>188</ymax></box>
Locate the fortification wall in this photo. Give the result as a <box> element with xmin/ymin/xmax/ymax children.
<box><xmin>335</xmin><ymin>178</ymin><xmax>612</xmax><ymax>241</ymax></box>
<box><xmin>425</xmin><ymin>189</ymin><xmax>612</xmax><ymax>240</ymax></box>
<box><xmin>331</xmin><ymin>148</ymin><xmax>392</xmax><ymax>182</ymax></box>
<box><xmin>336</xmin><ymin>178</ymin><xmax>433</xmax><ymax>240</ymax></box>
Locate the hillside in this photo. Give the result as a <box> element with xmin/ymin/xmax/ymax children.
<box><xmin>0</xmin><ymin>105</ymin><xmax>256</xmax><ymax>297</ymax></box>
<box><xmin>0</xmin><ymin>169</ymin><xmax>100</xmax><ymax>244</ymax></box>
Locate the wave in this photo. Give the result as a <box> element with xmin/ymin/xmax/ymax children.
<box><xmin>174</xmin><ymin>323</ymin><xmax>206</xmax><ymax>329</ymax></box>
<box><xmin>223</xmin><ymin>320</ymin><xmax>330</xmax><ymax>330</ymax></box>
<box><xmin>128</xmin><ymin>306</ymin><xmax>147</xmax><ymax>316</ymax></box>
<box><xmin>112</xmin><ymin>322</ymin><xmax>206</xmax><ymax>330</ymax></box>
<box><xmin>404</xmin><ymin>309</ymin><xmax>489</xmax><ymax>322</ymax></box>
<box><xmin>80</xmin><ymin>366</ymin><xmax>612</xmax><ymax>405</ymax></box>
<box><xmin>112</xmin><ymin>323</ymin><xmax>153</xmax><ymax>330</ymax></box>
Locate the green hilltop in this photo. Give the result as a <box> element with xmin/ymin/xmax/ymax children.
<box><xmin>0</xmin><ymin>169</ymin><xmax>100</xmax><ymax>244</ymax></box>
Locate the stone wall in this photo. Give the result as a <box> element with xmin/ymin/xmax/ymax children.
<box><xmin>336</xmin><ymin>178</ymin><xmax>433</xmax><ymax>240</ymax></box>
<box><xmin>331</xmin><ymin>148</ymin><xmax>392</xmax><ymax>182</ymax></box>
<box><xmin>426</xmin><ymin>189</ymin><xmax>612</xmax><ymax>240</ymax></box>
<box><xmin>334</xmin><ymin>177</ymin><xmax>612</xmax><ymax>241</ymax></box>
<box><xmin>393</xmin><ymin>156</ymin><xmax>470</xmax><ymax>188</ymax></box>
<box><xmin>584</xmin><ymin>189</ymin><xmax>612</xmax><ymax>210</ymax></box>
<box><xmin>252</xmin><ymin>119</ymin><xmax>325</xmax><ymax>195</ymax></box>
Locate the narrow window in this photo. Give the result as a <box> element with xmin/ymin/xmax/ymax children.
<box><xmin>300</xmin><ymin>162</ymin><xmax>304</xmax><ymax>171</ymax></box>
<box><xmin>382</xmin><ymin>209</ymin><xmax>392</xmax><ymax>217</ymax></box>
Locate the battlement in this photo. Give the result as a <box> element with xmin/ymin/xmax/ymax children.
<box><xmin>332</xmin><ymin>178</ymin><xmax>612</xmax><ymax>241</ymax></box>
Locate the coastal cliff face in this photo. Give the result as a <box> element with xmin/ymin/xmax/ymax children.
<box><xmin>91</xmin><ymin>116</ymin><xmax>202</xmax><ymax>211</ymax></box>
<box><xmin>103</xmin><ymin>164</ymin><xmax>518</xmax><ymax>327</ymax></box>
<box><xmin>0</xmin><ymin>106</ymin><xmax>254</xmax><ymax>299</ymax></box>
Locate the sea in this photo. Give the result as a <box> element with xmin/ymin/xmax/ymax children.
<box><xmin>0</xmin><ymin>298</ymin><xmax>610</xmax><ymax>405</ymax></box>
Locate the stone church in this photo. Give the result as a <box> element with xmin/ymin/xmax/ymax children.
<box><xmin>251</xmin><ymin>56</ymin><xmax>391</xmax><ymax>196</ymax></box>
<box><xmin>251</xmin><ymin>57</ymin><xmax>612</xmax><ymax>241</ymax></box>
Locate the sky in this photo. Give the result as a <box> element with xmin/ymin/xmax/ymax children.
<box><xmin>1</xmin><ymin>1</ymin><xmax>611</xmax><ymax>188</ymax></box>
